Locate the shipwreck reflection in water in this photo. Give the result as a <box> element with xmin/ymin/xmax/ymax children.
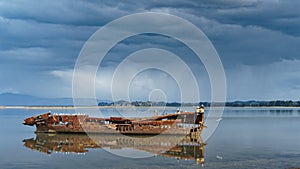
<box><xmin>23</xmin><ymin>133</ymin><xmax>206</xmax><ymax>164</ymax></box>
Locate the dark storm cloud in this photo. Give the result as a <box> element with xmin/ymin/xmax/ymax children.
<box><xmin>210</xmin><ymin>0</ymin><xmax>300</xmax><ymax>36</ymax></box>
<box><xmin>145</xmin><ymin>0</ymin><xmax>300</xmax><ymax>36</ymax></box>
<box><xmin>0</xmin><ymin>17</ymin><xmax>97</xmax><ymax>72</ymax></box>
<box><xmin>209</xmin><ymin>23</ymin><xmax>300</xmax><ymax>66</ymax></box>
<box><xmin>0</xmin><ymin>0</ymin><xmax>129</xmax><ymax>26</ymax></box>
<box><xmin>3</xmin><ymin>0</ymin><xmax>298</xmax><ymax>36</ymax></box>
<box><xmin>100</xmin><ymin>34</ymin><xmax>203</xmax><ymax>69</ymax></box>
<box><xmin>0</xmin><ymin>0</ymin><xmax>299</xmax><ymax>100</ymax></box>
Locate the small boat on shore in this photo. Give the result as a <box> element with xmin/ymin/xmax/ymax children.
<box><xmin>23</xmin><ymin>106</ymin><xmax>205</xmax><ymax>136</ymax></box>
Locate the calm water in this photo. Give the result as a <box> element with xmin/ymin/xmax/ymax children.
<box><xmin>0</xmin><ymin>107</ymin><xmax>300</xmax><ymax>169</ymax></box>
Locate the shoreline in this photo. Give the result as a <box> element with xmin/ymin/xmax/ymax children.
<box><xmin>1</xmin><ymin>105</ymin><xmax>300</xmax><ymax>110</ymax></box>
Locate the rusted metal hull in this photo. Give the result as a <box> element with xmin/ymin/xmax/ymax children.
<box><xmin>23</xmin><ymin>107</ymin><xmax>205</xmax><ymax>136</ymax></box>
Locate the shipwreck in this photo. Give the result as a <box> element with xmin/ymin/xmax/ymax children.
<box><xmin>23</xmin><ymin>106</ymin><xmax>205</xmax><ymax>136</ymax></box>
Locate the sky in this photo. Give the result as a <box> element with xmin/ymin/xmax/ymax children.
<box><xmin>0</xmin><ymin>0</ymin><xmax>299</xmax><ymax>102</ymax></box>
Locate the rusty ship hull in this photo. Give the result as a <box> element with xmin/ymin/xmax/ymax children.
<box><xmin>23</xmin><ymin>107</ymin><xmax>205</xmax><ymax>135</ymax></box>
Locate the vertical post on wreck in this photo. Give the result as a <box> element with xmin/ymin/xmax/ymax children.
<box><xmin>195</xmin><ymin>105</ymin><xmax>205</xmax><ymax>126</ymax></box>
<box><xmin>190</xmin><ymin>105</ymin><xmax>204</xmax><ymax>139</ymax></box>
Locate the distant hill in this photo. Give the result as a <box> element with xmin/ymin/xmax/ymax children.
<box><xmin>0</xmin><ymin>93</ymin><xmax>110</xmax><ymax>106</ymax></box>
<box><xmin>0</xmin><ymin>93</ymin><xmax>73</xmax><ymax>106</ymax></box>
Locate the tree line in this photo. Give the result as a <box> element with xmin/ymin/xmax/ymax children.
<box><xmin>98</xmin><ymin>100</ymin><xmax>300</xmax><ymax>107</ymax></box>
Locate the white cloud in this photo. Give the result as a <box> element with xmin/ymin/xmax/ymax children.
<box><xmin>0</xmin><ymin>88</ymin><xmax>20</xmax><ymax>94</ymax></box>
<box><xmin>50</xmin><ymin>67</ymin><xmax>193</xmax><ymax>102</ymax></box>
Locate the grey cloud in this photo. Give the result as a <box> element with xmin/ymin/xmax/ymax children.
<box><xmin>226</xmin><ymin>59</ymin><xmax>300</xmax><ymax>101</ymax></box>
<box><xmin>98</xmin><ymin>33</ymin><xmax>205</xmax><ymax>76</ymax></box>
<box><xmin>0</xmin><ymin>0</ymin><xmax>129</xmax><ymax>26</ymax></box>
<box><xmin>0</xmin><ymin>16</ymin><xmax>96</xmax><ymax>71</ymax></box>
<box><xmin>212</xmin><ymin>24</ymin><xmax>300</xmax><ymax>66</ymax></box>
<box><xmin>179</xmin><ymin>0</ymin><xmax>300</xmax><ymax>36</ymax></box>
<box><xmin>165</xmin><ymin>12</ymin><xmax>300</xmax><ymax>66</ymax></box>
<box><xmin>99</xmin><ymin>16</ymin><xmax>300</xmax><ymax>68</ymax></box>
<box><xmin>1</xmin><ymin>0</ymin><xmax>299</xmax><ymax>36</ymax></box>
<box><xmin>0</xmin><ymin>0</ymin><xmax>299</xmax><ymax>100</ymax></box>
<box><xmin>0</xmin><ymin>17</ymin><xmax>95</xmax><ymax>49</ymax></box>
